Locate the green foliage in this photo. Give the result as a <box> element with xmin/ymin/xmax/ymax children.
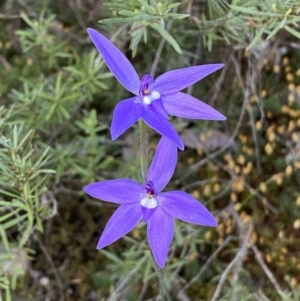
<box><xmin>1</xmin><ymin>0</ymin><xmax>300</xmax><ymax>300</ymax></box>
<box><xmin>0</xmin><ymin>5</ymin><xmax>114</xmax><ymax>297</ymax></box>
<box><xmin>0</xmin><ymin>107</ymin><xmax>54</xmax><ymax>297</ymax></box>
<box><xmin>199</xmin><ymin>0</ymin><xmax>300</xmax><ymax>50</ymax></box>
<box><xmin>17</xmin><ymin>12</ymin><xmax>70</xmax><ymax>68</ymax></box>
<box><xmin>100</xmin><ymin>0</ymin><xmax>188</xmax><ymax>54</ymax></box>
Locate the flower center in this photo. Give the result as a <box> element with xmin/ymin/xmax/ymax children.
<box><xmin>141</xmin><ymin>196</ymin><xmax>158</xmax><ymax>209</ymax></box>
<box><xmin>140</xmin><ymin>180</ymin><xmax>158</xmax><ymax>209</ymax></box>
<box><xmin>143</xmin><ymin>91</ymin><xmax>160</xmax><ymax>105</ymax></box>
<box><xmin>139</xmin><ymin>74</ymin><xmax>160</xmax><ymax>105</ymax></box>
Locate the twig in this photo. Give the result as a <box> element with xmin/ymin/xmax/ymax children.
<box><xmin>176</xmin><ymin>96</ymin><xmax>247</xmax><ymax>185</ymax></box>
<box><xmin>206</xmin><ymin>52</ymin><xmax>233</xmax><ymax>108</ymax></box>
<box><xmin>209</xmin><ymin>223</ymin><xmax>253</xmax><ymax>301</ymax></box>
<box><xmin>182</xmin><ymin>178</ymin><xmax>226</xmax><ymax>191</ymax></box>
<box><xmin>253</xmin><ymin>292</ymin><xmax>266</xmax><ymax>301</ymax></box>
<box><xmin>251</xmin><ymin>245</ymin><xmax>282</xmax><ymax>294</ymax></box>
<box><xmin>33</xmin><ymin>234</ymin><xmax>65</xmax><ymax>301</ymax></box>
<box><xmin>204</xmin><ymin>180</ymin><xmax>233</xmax><ymax>205</ymax></box>
<box><xmin>231</xmin><ymin>54</ymin><xmax>262</xmax><ymax>172</ymax></box>
<box><xmin>107</xmin><ymin>264</ymin><xmax>141</xmax><ymax>301</ymax></box>
<box><xmin>137</xmin><ymin>281</ymin><xmax>149</xmax><ymax>301</ymax></box>
<box><xmin>67</xmin><ymin>0</ymin><xmax>87</xmax><ymax>30</ymax></box>
<box><xmin>0</xmin><ymin>13</ymin><xmax>22</xmax><ymax>19</ymax></box>
<box><xmin>179</xmin><ymin>235</ymin><xmax>234</xmax><ymax>294</ymax></box>
<box><xmin>186</xmin><ymin>36</ymin><xmax>202</xmax><ymax>96</ymax></box>
<box><xmin>0</xmin><ymin>55</ymin><xmax>11</xmax><ymax>70</ymax></box>
<box><xmin>150</xmin><ymin>6</ymin><xmax>179</xmax><ymax>77</ymax></box>
<box><xmin>151</xmin><ymin>253</ymin><xmax>171</xmax><ymax>301</ymax></box>
<box><xmin>111</xmin><ymin>24</ymin><xmax>129</xmax><ymax>43</ymax></box>
<box><xmin>212</xmin><ymin>156</ymin><xmax>277</xmax><ymax>214</ymax></box>
<box><xmin>17</xmin><ymin>0</ymin><xmax>37</xmax><ymax>17</ymax></box>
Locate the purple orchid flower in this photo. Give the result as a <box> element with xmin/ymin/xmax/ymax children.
<box><xmin>84</xmin><ymin>137</ymin><xmax>217</xmax><ymax>268</ymax></box>
<box><xmin>87</xmin><ymin>28</ymin><xmax>226</xmax><ymax>150</ymax></box>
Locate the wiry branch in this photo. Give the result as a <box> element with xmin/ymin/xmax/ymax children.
<box><xmin>209</xmin><ymin>223</ymin><xmax>253</xmax><ymax>301</ymax></box>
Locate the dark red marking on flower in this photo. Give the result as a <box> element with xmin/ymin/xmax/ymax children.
<box><xmin>139</xmin><ymin>74</ymin><xmax>154</xmax><ymax>96</ymax></box>
<box><xmin>145</xmin><ymin>180</ymin><xmax>157</xmax><ymax>197</ymax></box>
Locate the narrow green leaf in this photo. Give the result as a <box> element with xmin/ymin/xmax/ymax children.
<box><xmin>100</xmin><ymin>14</ymin><xmax>158</xmax><ymax>24</ymax></box>
<box><xmin>33</xmin><ymin>147</ymin><xmax>50</xmax><ymax>169</ymax></box>
<box><xmin>284</xmin><ymin>25</ymin><xmax>300</xmax><ymax>39</ymax></box>
<box><xmin>160</xmin><ymin>18</ymin><xmax>165</xmax><ymax>29</ymax></box>
<box><xmin>246</xmin><ymin>25</ymin><xmax>266</xmax><ymax>50</ymax></box>
<box><xmin>150</xmin><ymin>23</ymin><xmax>182</xmax><ymax>53</ymax></box>
<box><xmin>0</xmin><ymin>189</ymin><xmax>19</xmax><ymax>199</ymax></box>
<box><xmin>55</xmin><ymin>72</ymin><xmax>62</xmax><ymax>96</ymax></box>
<box><xmin>164</xmin><ymin>13</ymin><xmax>190</xmax><ymax>20</ymax></box>
<box><xmin>118</xmin><ymin>11</ymin><xmax>140</xmax><ymax>17</ymax></box>
<box><xmin>230</xmin><ymin>5</ymin><xmax>282</xmax><ymax>17</ymax></box>
<box><xmin>100</xmin><ymin>249</ymin><xmax>122</xmax><ymax>263</ymax></box>
<box><xmin>20</xmin><ymin>13</ymin><xmax>35</xmax><ymax>28</ymax></box>
<box><xmin>149</xmin><ymin>0</ymin><xmax>159</xmax><ymax>12</ymax></box>
<box><xmin>279</xmin><ymin>16</ymin><xmax>287</xmax><ymax>29</ymax></box>
<box><xmin>0</xmin><ymin>208</ymin><xmax>22</xmax><ymax>223</ymax></box>
<box><xmin>130</xmin><ymin>29</ymin><xmax>144</xmax><ymax>55</ymax></box>
<box><xmin>36</xmin><ymin>216</ymin><xmax>43</xmax><ymax>232</ymax></box>
<box><xmin>2</xmin><ymin>214</ymin><xmax>28</xmax><ymax>230</ymax></box>
<box><xmin>137</xmin><ymin>0</ymin><xmax>153</xmax><ymax>13</ymax></box>
<box><xmin>17</xmin><ymin>130</ymin><xmax>33</xmax><ymax>150</ymax></box>
<box><xmin>13</xmin><ymin>126</ymin><xmax>18</xmax><ymax>149</ymax></box>
<box><xmin>168</xmin><ymin>3</ymin><xmax>182</xmax><ymax>9</ymax></box>
<box><xmin>19</xmin><ymin>211</ymin><xmax>34</xmax><ymax>246</ymax></box>
<box><xmin>0</xmin><ymin>226</ymin><xmax>12</xmax><ymax>255</ymax></box>
<box><xmin>266</xmin><ymin>22</ymin><xmax>283</xmax><ymax>40</ymax></box>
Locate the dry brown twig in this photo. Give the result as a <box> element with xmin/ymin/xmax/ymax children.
<box><xmin>179</xmin><ymin>235</ymin><xmax>235</xmax><ymax>295</ymax></box>
<box><xmin>231</xmin><ymin>53</ymin><xmax>263</xmax><ymax>172</ymax></box>
<box><xmin>251</xmin><ymin>245</ymin><xmax>282</xmax><ymax>294</ymax></box>
<box><xmin>67</xmin><ymin>0</ymin><xmax>87</xmax><ymax>30</ymax></box>
<box><xmin>205</xmin><ymin>51</ymin><xmax>233</xmax><ymax>108</ymax></box>
<box><xmin>175</xmin><ymin>68</ymin><xmax>248</xmax><ymax>185</ymax></box>
<box><xmin>212</xmin><ymin>156</ymin><xmax>277</xmax><ymax>214</ymax></box>
<box><xmin>0</xmin><ymin>54</ymin><xmax>11</xmax><ymax>70</ymax></box>
<box><xmin>209</xmin><ymin>222</ymin><xmax>253</xmax><ymax>301</ymax></box>
<box><xmin>150</xmin><ymin>6</ymin><xmax>179</xmax><ymax>77</ymax></box>
<box><xmin>107</xmin><ymin>264</ymin><xmax>141</xmax><ymax>301</ymax></box>
<box><xmin>33</xmin><ymin>233</ymin><xmax>65</xmax><ymax>301</ymax></box>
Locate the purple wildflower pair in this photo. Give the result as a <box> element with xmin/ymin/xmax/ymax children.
<box><xmin>84</xmin><ymin>28</ymin><xmax>225</xmax><ymax>268</ymax></box>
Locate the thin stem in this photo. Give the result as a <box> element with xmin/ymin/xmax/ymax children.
<box><xmin>138</xmin><ymin>119</ymin><xmax>148</xmax><ymax>182</ymax></box>
<box><xmin>151</xmin><ymin>252</ymin><xmax>171</xmax><ymax>301</ymax></box>
<box><xmin>138</xmin><ymin>120</ymin><xmax>170</xmax><ymax>300</ymax></box>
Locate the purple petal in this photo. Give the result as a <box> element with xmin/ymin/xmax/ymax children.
<box><xmin>141</xmin><ymin>207</ymin><xmax>155</xmax><ymax>223</ymax></box>
<box><xmin>87</xmin><ymin>28</ymin><xmax>140</xmax><ymax>95</ymax></box>
<box><xmin>162</xmin><ymin>92</ymin><xmax>226</xmax><ymax>120</ymax></box>
<box><xmin>153</xmin><ymin>64</ymin><xmax>224</xmax><ymax>95</ymax></box>
<box><xmin>150</xmin><ymin>99</ymin><xmax>169</xmax><ymax>119</ymax></box>
<box><xmin>142</xmin><ymin>108</ymin><xmax>184</xmax><ymax>150</ymax></box>
<box><xmin>97</xmin><ymin>204</ymin><xmax>142</xmax><ymax>248</ymax></box>
<box><xmin>147</xmin><ymin>207</ymin><xmax>174</xmax><ymax>268</ymax></box>
<box><xmin>160</xmin><ymin>191</ymin><xmax>217</xmax><ymax>227</ymax></box>
<box><xmin>148</xmin><ymin>137</ymin><xmax>177</xmax><ymax>192</ymax></box>
<box><xmin>84</xmin><ymin>179</ymin><xmax>142</xmax><ymax>204</ymax></box>
<box><xmin>111</xmin><ymin>97</ymin><xmax>144</xmax><ymax>140</ymax></box>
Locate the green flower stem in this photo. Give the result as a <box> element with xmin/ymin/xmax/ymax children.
<box><xmin>138</xmin><ymin>119</ymin><xmax>171</xmax><ymax>300</ymax></box>
<box><xmin>150</xmin><ymin>252</ymin><xmax>171</xmax><ymax>301</ymax></box>
<box><xmin>138</xmin><ymin>119</ymin><xmax>148</xmax><ymax>182</ymax></box>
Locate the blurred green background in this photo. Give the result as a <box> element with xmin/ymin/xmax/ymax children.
<box><xmin>1</xmin><ymin>0</ymin><xmax>300</xmax><ymax>300</ymax></box>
